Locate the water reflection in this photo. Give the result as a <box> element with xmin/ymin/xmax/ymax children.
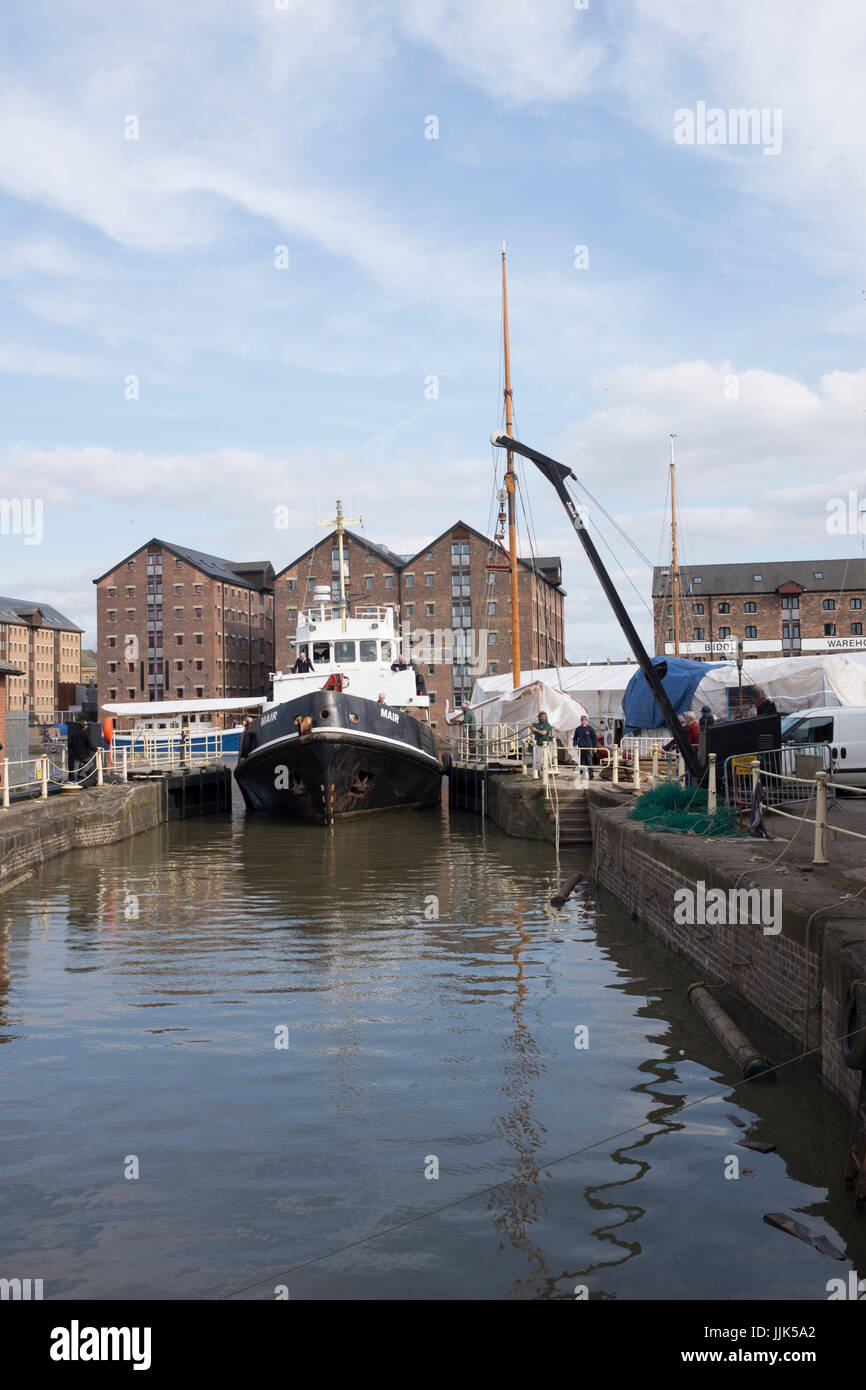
<box><xmin>0</xmin><ymin>798</ymin><xmax>863</xmax><ymax>1299</ymax></box>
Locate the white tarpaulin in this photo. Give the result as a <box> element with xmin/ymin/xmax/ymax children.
<box><xmin>471</xmin><ymin>664</ymin><xmax>637</xmax><ymax>725</ymax></box>
<box><xmin>452</xmin><ymin>679</ymin><xmax>588</xmax><ymax>744</ymax></box>
<box><xmin>693</xmin><ymin>654</ymin><xmax>866</xmax><ymax>717</ymax></box>
<box><xmin>471</xmin><ymin>654</ymin><xmax>866</xmax><ymax>728</ymax></box>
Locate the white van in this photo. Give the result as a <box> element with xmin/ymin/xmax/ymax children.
<box><xmin>781</xmin><ymin>706</ymin><xmax>866</xmax><ymax>788</ymax></box>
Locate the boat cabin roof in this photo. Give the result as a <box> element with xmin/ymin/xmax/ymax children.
<box><xmin>102</xmin><ymin>696</ymin><xmax>267</xmax><ymax>717</ymax></box>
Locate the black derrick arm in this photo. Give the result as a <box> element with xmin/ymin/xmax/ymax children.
<box><xmin>490</xmin><ymin>431</ymin><xmax>703</xmax><ymax>780</ymax></box>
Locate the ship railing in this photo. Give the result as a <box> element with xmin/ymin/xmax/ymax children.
<box><xmin>352</xmin><ymin>604</ymin><xmax>393</xmax><ymax>622</ymax></box>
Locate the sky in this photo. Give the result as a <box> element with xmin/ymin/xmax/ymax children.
<box><xmin>0</xmin><ymin>0</ymin><xmax>864</xmax><ymax>658</ymax></box>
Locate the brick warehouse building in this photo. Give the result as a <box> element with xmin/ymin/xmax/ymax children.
<box><xmin>0</xmin><ymin>597</ymin><xmax>82</xmax><ymax>719</ymax></box>
<box><xmin>275</xmin><ymin>520</ymin><xmax>566</xmax><ymax>708</ymax></box>
<box><xmin>653</xmin><ymin>558</ymin><xmax>866</xmax><ymax>661</ymax></box>
<box><xmin>94</xmin><ymin>541</ymin><xmax>275</xmax><ymax>708</ymax></box>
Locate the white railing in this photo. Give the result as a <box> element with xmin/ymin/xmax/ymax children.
<box><xmin>1</xmin><ymin>749</ymin><xmax>108</xmax><ymax>806</ymax></box>
<box><xmin>119</xmin><ymin>732</ymin><xmax>225</xmax><ymax>772</ymax></box>
<box><xmin>0</xmin><ymin>733</ymin><xmax>228</xmax><ymax>804</ymax></box>
<box><xmin>620</xmin><ymin>735</ymin><xmax>669</xmax><ymax>758</ymax></box>
<box><xmin>454</xmin><ymin>722</ymin><xmax>527</xmax><ymax>767</ymax></box>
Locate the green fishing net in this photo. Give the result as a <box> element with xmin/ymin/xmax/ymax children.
<box><xmin>627</xmin><ymin>780</ymin><xmax>744</xmax><ymax>837</ymax></box>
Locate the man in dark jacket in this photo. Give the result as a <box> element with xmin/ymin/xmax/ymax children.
<box><xmin>572</xmin><ymin>715</ymin><xmax>598</xmax><ymax>778</ymax></box>
<box><xmin>66</xmin><ymin>720</ymin><xmax>89</xmax><ymax>782</ymax></box>
<box><xmin>291</xmin><ymin>650</ymin><xmax>314</xmax><ymax>674</ymax></box>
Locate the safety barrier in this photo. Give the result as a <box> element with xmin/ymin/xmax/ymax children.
<box><xmin>722</xmin><ymin>744</ymin><xmax>832</xmax><ymax>811</ymax></box>
<box><xmin>454</xmin><ymin>723</ymin><xmax>526</xmax><ymax>768</ymax></box>
<box><xmin>117</xmin><ymin>731</ymin><xmax>226</xmax><ymax>773</ymax></box>
<box><xmin>0</xmin><ymin>732</ymin><xmax>228</xmax><ymax>806</ymax></box>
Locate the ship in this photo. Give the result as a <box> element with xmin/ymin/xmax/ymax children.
<box><xmin>234</xmin><ymin>506</ymin><xmax>443</xmax><ymax>823</ymax></box>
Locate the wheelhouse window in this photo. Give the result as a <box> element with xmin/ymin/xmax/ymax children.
<box><xmin>334</xmin><ymin>640</ymin><xmax>356</xmax><ymax>662</ymax></box>
<box><xmin>381</xmin><ymin>641</ymin><xmax>392</xmax><ymax>661</ymax></box>
<box><xmin>312</xmin><ymin>641</ymin><xmax>331</xmax><ymax>663</ymax></box>
<box><xmin>359</xmin><ymin>640</ymin><xmax>378</xmax><ymax>662</ymax></box>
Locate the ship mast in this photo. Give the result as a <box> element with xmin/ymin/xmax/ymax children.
<box><xmin>319</xmin><ymin>499</ymin><xmax>361</xmax><ymax>633</ymax></box>
<box><xmin>669</xmin><ymin>434</ymin><xmax>680</xmax><ymax>657</ymax></box>
<box><xmin>501</xmin><ymin>244</ymin><xmax>521</xmax><ymax>689</ymax></box>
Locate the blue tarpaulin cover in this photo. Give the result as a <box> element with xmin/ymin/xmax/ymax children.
<box><xmin>622</xmin><ymin>656</ymin><xmax>724</xmax><ymax>733</ymax></box>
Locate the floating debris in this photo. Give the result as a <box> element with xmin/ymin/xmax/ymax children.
<box><xmin>728</xmin><ymin>1114</ymin><xmax>748</xmax><ymax>1129</ymax></box>
<box><xmin>763</xmin><ymin>1212</ymin><xmax>845</xmax><ymax>1261</ymax></box>
<box><xmin>738</xmin><ymin>1140</ymin><xmax>777</xmax><ymax>1154</ymax></box>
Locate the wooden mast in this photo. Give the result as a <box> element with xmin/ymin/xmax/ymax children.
<box><xmin>319</xmin><ymin>499</ymin><xmax>361</xmax><ymax>633</ymax></box>
<box><xmin>669</xmin><ymin>434</ymin><xmax>680</xmax><ymax>657</ymax></box>
<box><xmin>502</xmin><ymin>244</ymin><xmax>521</xmax><ymax>689</ymax></box>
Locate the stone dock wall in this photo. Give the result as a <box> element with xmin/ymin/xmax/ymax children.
<box><xmin>0</xmin><ymin>769</ymin><xmax>231</xmax><ymax>884</ymax></box>
<box><xmin>587</xmin><ymin>785</ymin><xmax>866</xmax><ymax>1114</ymax></box>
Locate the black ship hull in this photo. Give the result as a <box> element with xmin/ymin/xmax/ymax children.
<box><xmin>233</xmin><ymin>690</ymin><xmax>443</xmax><ymax>824</ymax></box>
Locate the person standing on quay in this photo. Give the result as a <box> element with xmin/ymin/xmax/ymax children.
<box><xmin>529</xmin><ymin>710</ymin><xmax>554</xmax><ymax>773</ymax></box>
<box><xmin>572</xmin><ymin>714</ymin><xmax>598</xmax><ymax>779</ymax></box>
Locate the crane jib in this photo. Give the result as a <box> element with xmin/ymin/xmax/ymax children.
<box><xmin>489</xmin><ymin>430</ymin><xmax>703</xmax><ymax>780</ymax></box>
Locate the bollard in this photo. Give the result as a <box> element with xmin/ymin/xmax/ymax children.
<box><xmin>677</xmin><ymin>753</ymin><xmax>685</xmax><ymax>783</ymax></box>
<box><xmin>708</xmin><ymin>753</ymin><xmax>717</xmax><ymax>814</ymax></box>
<box><xmin>122</xmin><ymin>748</ymin><xmax>128</xmax><ymax>783</ymax></box>
<box><xmin>2</xmin><ymin>758</ymin><xmax>8</xmax><ymax>809</ymax></box>
<box><xmin>750</xmin><ymin>756</ymin><xmax>760</xmax><ymax>798</ymax></box>
<box><xmin>813</xmin><ymin>771</ymin><xmax>829</xmax><ymax>866</ymax></box>
<box><xmin>97</xmin><ymin>748</ymin><xmax>104</xmax><ymax>786</ymax></box>
<box><xmin>632</xmin><ymin>751</ymin><xmax>640</xmax><ymax>791</ymax></box>
<box><xmin>612</xmin><ymin>746</ymin><xmax>619</xmax><ymax>785</ymax></box>
<box><xmin>651</xmin><ymin>745</ymin><xmax>659</xmax><ymax>783</ymax></box>
<box><xmin>40</xmin><ymin>758</ymin><xmax>48</xmax><ymax>799</ymax></box>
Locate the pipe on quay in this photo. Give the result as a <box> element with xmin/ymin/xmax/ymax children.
<box><xmin>687</xmin><ymin>981</ymin><xmax>774</xmax><ymax>1081</ymax></box>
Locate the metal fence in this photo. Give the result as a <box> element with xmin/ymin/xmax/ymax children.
<box><xmin>620</xmin><ymin>735</ymin><xmax>668</xmax><ymax>758</ymax></box>
<box><xmin>453</xmin><ymin>723</ymin><xmax>526</xmax><ymax>767</ymax></box>
<box><xmin>0</xmin><ymin>732</ymin><xmax>229</xmax><ymax>805</ymax></box>
<box><xmin>722</xmin><ymin>744</ymin><xmax>833</xmax><ymax>810</ymax></box>
<box><xmin>117</xmin><ymin>732</ymin><xmax>226</xmax><ymax>773</ymax></box>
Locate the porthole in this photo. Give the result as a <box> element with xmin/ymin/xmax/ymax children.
<box><xmin>349</xmin><ymin>712</ymin><xmax>359</xmax><ymax>724</ymax></box>
<box><xmin>319</xmin><ymin>709</ymin><xmax>331</xmax><ymax>719</ymax></box>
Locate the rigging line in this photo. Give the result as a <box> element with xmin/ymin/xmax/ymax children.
<box><xmin>215</xmin><ymin>1013</ymin><xmax>866</xmax><ymax>1302</ymax></box>
<box><xmin>562</xmin><ymin>475</ymin><xmax>655</xmax><ymax>624</ymax></box>
<box><xmin>507</xmin><ymin>398</ymin><xmax>565</xmax><ymax>673</ymax></box>
<box><xmin>516</xmin><ymin>468</ymin><xmax>561</xmax><ymax>675</ymax></box>
<box><xmin>514</xmin><ymin>470</ymin><xmax>548</xmax><ymax>674</ymax></box>
<box><xmin>561</xmin><ymin>460</ymin><xmax>656</xmax><ymax>572</ymax></box>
